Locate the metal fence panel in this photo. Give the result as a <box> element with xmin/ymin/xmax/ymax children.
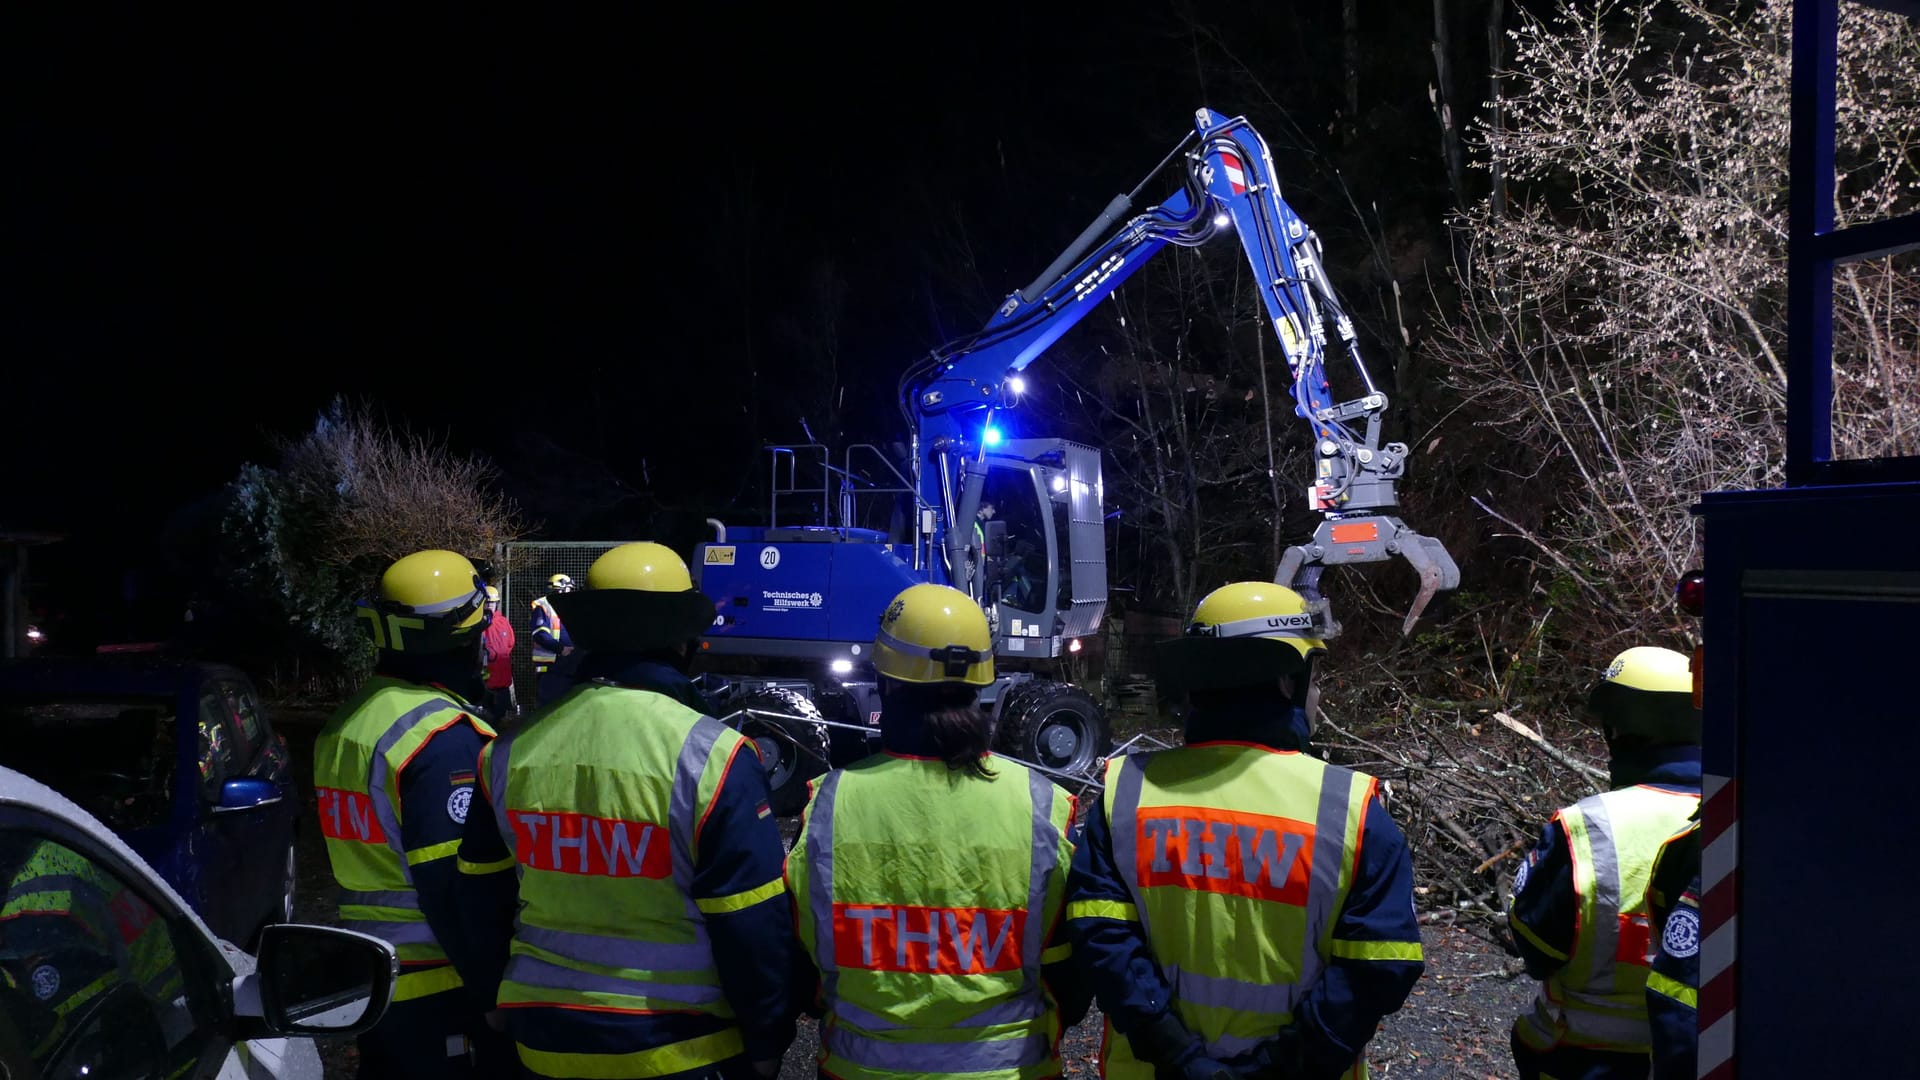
<box><xmin>497</xmin><ymin>540</ymin><xmax>628</xmax><ymax>711</ymax></box>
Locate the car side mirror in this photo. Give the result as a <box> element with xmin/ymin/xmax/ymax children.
<box><xmin>213</xmin><ymin>777</ymin><xmax>282</xmax><ymax>814</ymax></box>
<box><xmin>236</xmin><ymin>925</ymin><xmax>397</xmax><ymax>1038</ymax></box>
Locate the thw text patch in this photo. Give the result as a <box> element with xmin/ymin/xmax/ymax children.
<box><xmin>832</xmin><ymin>904</ymin><xmax>1025</xmax><ymax>975</ymax></box>
<box><xmin>1135</xmin><ymin>806</ymin><xmax>1315</xmax><ymax>906</ymax></box>
<box><xmin>316</xmin><ymin>787</ymin><xmax>387</xmax><ymax>843</ymax></box>
<box><xmin>509</xmin><ymin>810</ymin><xmax>672</xmax><ymax>878</ymax></box>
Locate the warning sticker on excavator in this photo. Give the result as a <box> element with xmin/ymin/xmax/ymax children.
<box><xmin>1277</xmin><ymin>314</ymin><xmax>1303</xmax><ymax>352</ymax></box>
<box><xmin>1329</xmin><ymin>523</ymin><xmax>1379</xmax><ymax>545</ymax></box>
<box><xmin>705</xmin><ymin>547</ymin><xmax>736</xmax><ymax>565</ymax></box>
<box><xmin>1221</xmin><ymin>151</ymin><xmax>1248</xmax><ymax>194</ymax></box>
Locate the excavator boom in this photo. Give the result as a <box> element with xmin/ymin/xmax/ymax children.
<box><xmin>901</xmin><ymin>107</ymin><xmax>1458</xmax><ymax>634</ymax></box>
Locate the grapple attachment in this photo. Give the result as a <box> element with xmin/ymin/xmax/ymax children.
<box><xmin>1277</xmin><ymin>514</ymin><xmax>1462</xmax><ymax>637</ymax></box>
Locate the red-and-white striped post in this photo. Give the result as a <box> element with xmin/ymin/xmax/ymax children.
<box><xmin>1698</xmin><ymin>772</ymin><xmax>1738</xmax><ymax>1078</ymax></box>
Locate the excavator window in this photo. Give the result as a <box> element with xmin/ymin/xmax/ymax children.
<box><xmin>981</xmin><ymin>466</ymin><xmax>1048</xmax><ymax>616</ymax></box>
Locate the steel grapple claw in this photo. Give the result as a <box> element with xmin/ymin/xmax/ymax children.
<box><xmin>1276</xmin><ymin>514</ymin><xmax>1461</xmax><ymax>638</ymax></box>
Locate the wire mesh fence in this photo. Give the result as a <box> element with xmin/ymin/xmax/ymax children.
<box><xmin>497</xmin><ymin>540</ymin><xmax>628</xmax><ymax>714</ymax></box>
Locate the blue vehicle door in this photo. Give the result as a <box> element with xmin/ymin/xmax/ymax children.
<box><xmin>191</xmin><ymin>681</ymin><xmax>286</xmax><ymax>945</ymax></box>
<box><xmin>186</xmin><ymin>687</ymin><xmax>244</xmax><ymax>941</ymax></box>
<box><xmin>218</xmin><ymin>679</ymin><xmax>295</xmax><ymax>929</ymax></box>
<box><xmin>186</xmin><ymin>685</ymin><xmax>271</xmax><ymax>944</ymax></box>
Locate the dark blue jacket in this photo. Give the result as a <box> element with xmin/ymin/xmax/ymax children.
<box><xmin>1508</xmin><ymin>746</ymin><xmax>1702</xmax><ymax>979</ymax></box>
<box><xmin>1646</xmin><ymin>824</ymin><xmax>1702</xmax><ymax>1080</ymax></box>
<box><xmin>451</xmin><ymin>657</ymin><xmax>798</xmax><ymax>1066</ymax></box>
<box><xmin>396</xmin><ymin>713</ymin><xmax>496</xmax><ymax>1014</ymax></box>
<box><xmin>1066</xmin><ymin>705</ymin><xmax>1423</xmax><ymax>1078</ymax></box>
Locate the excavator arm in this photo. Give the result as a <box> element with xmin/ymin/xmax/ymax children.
<box><xmin>900</xmin><ymin>107</ymin><xmax>1459</xmax><ymax>635</ymax></box>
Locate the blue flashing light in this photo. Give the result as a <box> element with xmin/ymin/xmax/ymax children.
<box><xmin>983</xmin><ymin>426</ymin><xmax>1004</xmax><ymax>447</ymax></box>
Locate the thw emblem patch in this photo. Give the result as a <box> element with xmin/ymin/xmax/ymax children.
<box><xmin>1662</xmin><ymin>905</ymin><xmax>1701</xmax><ymax>959</ymax></box>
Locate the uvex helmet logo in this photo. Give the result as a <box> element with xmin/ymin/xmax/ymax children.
<box><xmin>881</xmin><ymin>599</ymin><xmax>906</xmax><ymax>628</ymax></box>
<box><xmin>1266</xmin><ymin>614</ymin><xmax>1313</xmax><ymax>630</ymax></box>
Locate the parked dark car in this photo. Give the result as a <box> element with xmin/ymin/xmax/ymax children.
<box><xmin>0</xmin><ymin>655</ymin><xmax>300</xmax><ymax>947</ymax></box>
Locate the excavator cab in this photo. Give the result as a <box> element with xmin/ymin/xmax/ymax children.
<box><xmin>970</xmin><ymin>439</ymin><xmax>1107</xmax><ymax>660</ymax></box>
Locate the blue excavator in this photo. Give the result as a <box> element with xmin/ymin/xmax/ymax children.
<box><xmin>692</xmin><ymin>107</ymin><xmax>1459</xmax><ymax>811</ymax></box>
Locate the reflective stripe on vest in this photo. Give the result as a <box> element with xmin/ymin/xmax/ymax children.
<box><xmin>1099</xmin><ymin>745</ymin><xmax>1375</xmax><ymax>1078</ymax></box>
<box><xmin>798</xmin><ymin>756</ymin><xmax>1071</xmax><ymax>1080</ymax></box>
<box><xmin>1517</xmin><ymin>785</ymin><xmax>1701</xmax><ymax>1054</ymax></box>
<box><xmin>315</xmin><ymin>679</ymin><xmax>494</xmax><ymax>969</ymax></box>
<box><xmin>486</xmin><ymin>682</ymin><xmax>744</xmax><ymax>1072</ymax></box>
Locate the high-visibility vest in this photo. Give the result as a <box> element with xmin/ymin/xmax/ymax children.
<box><xmin>1</xmin><ymin>841</ymin><xmax>185</xmax><ymax>1027</ymax></box>
<box><xmin>530</xmin><ymin>597</ymin><xmax>565</xmax><ymax>667</ymax></box>
<box><xmin>481</xmin><ymin>682</ymin><xmax>765</xmax><ymax>1079</ymax></box>
<box><xmin>1515</xmin><ymin>785</ymin><xmax>1701</xmax><ymax>1055</ymax></box>
<box><xmin>789</xmin><ymin>754</ymin><xmax>1074</xmax><ymax>1080</ymax></box>
<box><xmin>1095</xmin><ymin>744</ymin><xmax>1383</xmax><ymax>1080</ymax></box>
<box><xmin>314</xmin><ymin>676</ymin><xmax>495</xmax><ymax>1003</ymax></box>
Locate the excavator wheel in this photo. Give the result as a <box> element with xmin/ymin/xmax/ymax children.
<box><xmin>994</xmin><ymin>680</ymin><xmax>1111</xmax><ymax>784</ymax></box>
<box><xmin>732</xmin><ymin>687</ymin><xmax>831</xmax><ymax>816</ymax></box>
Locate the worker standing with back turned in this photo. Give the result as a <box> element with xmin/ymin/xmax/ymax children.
<box><xmin>530</xmin><ymin>573</ymin><xmax>576</xmax><ymax>705</ymax></box>
<box><xmin>786</xmin><ymin>583</ymin><xmax>1089</xmax><ymax>1079</ymax></box>
<box><xmin>1067</xmin><ymin>582</ymin><xmax>1424</xmax><ymax>1079</ymax></box>
<box><xmin>314</xmin><ymin>548</ymin><xmax>511</xmax><ymax>1077</ymax></box>
<box><xmin>452</xmin><ymin>542</ymin><xmax>797</xmax><ymax>1080</ymax></box>
<box><xmin>1507</xmin><ymin>646</ymin><xmax>1702</xmax><ymax>1079</ymax></box>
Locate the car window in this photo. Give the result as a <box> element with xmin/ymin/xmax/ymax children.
<box><xmin>217</xmin><ymin>682</ymin><xmax>264</xmax><ymax>763</ymax></box>
<box><xmin>0</xmin><ymin>832</ymin><xmax>207</xmax><ymax>1079</ymax></box>
<box><xmin>196</xmin><ymin>694</ymin><xmax>238</xmax><ymax>795</ymax></box>
<box><xmin>0</xmin><ymin>700</ymin><xmax>176</xmax><ymax>833</ymax></box>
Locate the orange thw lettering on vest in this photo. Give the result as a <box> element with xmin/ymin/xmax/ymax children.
<box><xmin>1136</xmin><ymin>805</ymin><xmax>1315</xmax><ymax>906</ymax></box>
<box><xmin>316</xmin><ymin>787</ymin><xmax>387</xmax><ymax>843</ymax></box>
<box><xmin>831</xmin><ymin>904</ymin><xmax>1027</xmax><ymax>975</ymax></box>
<box><xmin>509</xmin><ymin>810</ymin><xmax>672</xmax><ymax>878</ymax></box>
<box><xmin>1613</xmin><ymin>912</ymin><xmax>1653</xmax><ymax>967</ymax></box>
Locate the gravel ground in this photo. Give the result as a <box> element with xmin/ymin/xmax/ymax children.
<box><xmin>278</xmin><ymin>713</ymin><xmax>1533</xmax><ymax>1080</ymax></box>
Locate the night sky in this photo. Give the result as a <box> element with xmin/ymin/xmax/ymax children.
<box><xmin>4</xmin><ymin>3</ymin><xmax>1455</xmax><ymax>628</ymax></box>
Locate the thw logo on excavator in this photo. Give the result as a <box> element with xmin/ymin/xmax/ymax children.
<box><xmin>1072</xmin><ymin>253</ymin><xmax>1126</xmax><ymax>303</ymax></box>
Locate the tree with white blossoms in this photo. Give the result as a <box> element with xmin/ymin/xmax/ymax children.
<box><xmin>1430</xmin><ymin>0</ymin><xmax>1920</xmax><ymax>641</ymax></box>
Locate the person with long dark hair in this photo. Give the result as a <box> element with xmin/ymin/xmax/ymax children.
<box><xmin>786</xmin><ymin>584</ymin><xmax>1089</xmax><ymax>1079</ymax></box>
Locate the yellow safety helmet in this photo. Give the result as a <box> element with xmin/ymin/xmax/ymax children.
<box><xmin>547</xmin><ymin>573</ymin><xmax>576</xmax><ymax>594</ymax></box>
<box><xmin>1155</xmin><ymin>581</ymin><xmax>1328</xmax><ymax>695</ymax></box>
<box><xmin>873</xmin><ymin>584</ymin><xmax>994</xmax><ymax>687</ymax></box>
<box><xmin>1589</xmin><ymin>645</ymin><xmax>1699</xmax><ymax>745</ymax></box>
<box><xmin>586</xmin><ymin>542</ymin><xmax>695</xmax><ymax>592</ymax></box>
<box><xmin>551</xmin><ymin>542</ymin><xmax>714</xmax><ymax>651</ymax></box>
<box><xmin>484</xmin><ymin>585</ymin><xmax>501</xmax><ymax>604</ymax></box>
<box><xmin>357</xmin><ymin>549</ymin><xmax>487</xmax><ymax>653</ymax></box>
